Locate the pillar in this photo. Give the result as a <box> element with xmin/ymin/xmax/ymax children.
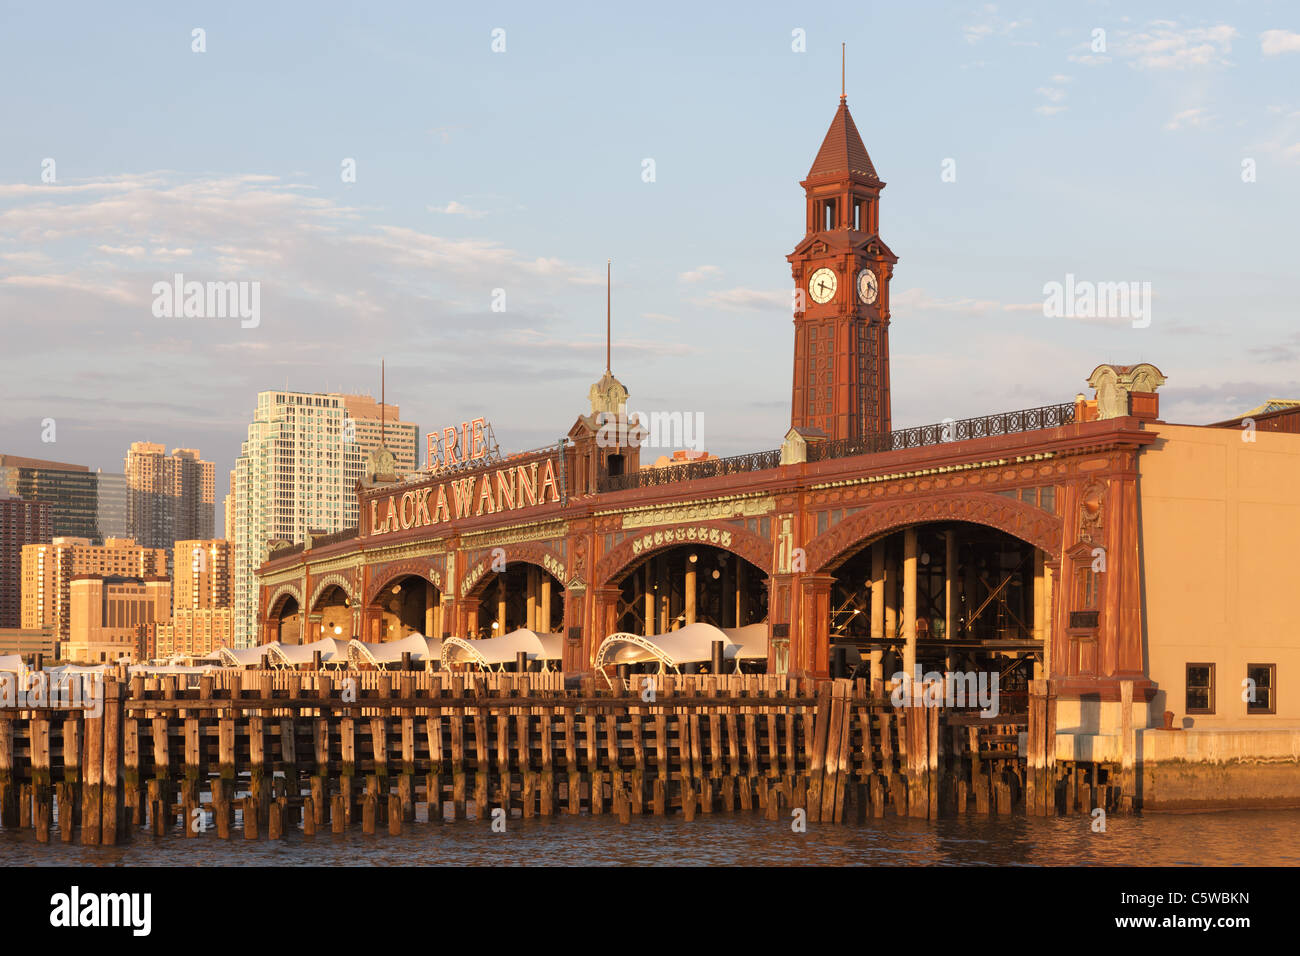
<box><xmin>944</xmin><ymin>529</ymin><xmax>957</xmax><ymax>669</ymax></box>
<box><xmin>1032</xmin><ymin>551</ymin><xmax>1046</xmax><ymax>680</ymax></box>
<box><xmin>541</xmin><ymin>576</ymin><xmax>552</xmax><ymax>634</ymax></box>
<box><xmin>736</xmin><ymin>561</ymin><xmax>748</xmax><ymax>626</ymax></box>
<box><xmin>425</xmin><ymin>580</ymin><xmax>435</xmax><ymax>638</ymax></box>
<box><xmin>902</xmin><ymin>528</ymin><xmax>918</xmax><ymax>678</ymax></box>
<box><xmin>496</xmin><ymin>579</ymin><xmax>507</xmax><ymax>636</ymax></box>
<box><xmin>433</xmin><ymin>589</ymin><xmax>443</xmax><ymax>638</ymax></box>
<box><xmin>643</xmin><ymin>564</ymin><xmax>655</xmax><ymax>636</ymax></box>
<box><xmin>720</xmin><ymin>558</ymin><xmax>732</xmax><ymax>628</ymax></box>
<box><xmin>656</xmin><ymin>556</ymin><xmax>669</xmax><ymax>633</ymax></box>
<box><xmin>526</xmin><ymin>567</ymin><xmax>538</xmax><ymax>631</ymax></box>
<box><xmin>869</xmin><ymin>540</ymin><xmax>885</xmax><ymax>684</ymax></box>
<box><xmin>684</xmin><ymin>556</ymin><xmax>697</xmax><ymax>626</ymax></box>
<box><xmin>884</xmin><ymin>543</ymin><xmax>898</xmax><ymax>641</ymax></box>
<box><xmin>964</xmin><ymin>545</ymin><xmax>979</xmax><ymax>639</ymax></box>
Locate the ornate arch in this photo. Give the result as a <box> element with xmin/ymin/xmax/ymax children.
<box><xmin>595</xmin><ymin>520</ymin><xmax>773</xmax><ymax>588</ymax></box>
<box><xmin>805</xmin><ymin>492</ymin><xmax>1064</xmax><ymax>572</ymax></box>
<box><xmin>309</xmin><ymin>572</ymin><xmax>357</xmax><ymax>610</ymax></box>
<box><xmin>462</xmin><ymin>540</ymin><xmax>570</xmax><ymax>601</ymax></box>
<box><xmin>366</xmin><ymin>559</ymin><xmax>442</xmax><ymax>605</ymax></box>
<box><xmin>265</xmin><ymin>583</ymin><xmax>303</xmax><ymax>617</ymax></box>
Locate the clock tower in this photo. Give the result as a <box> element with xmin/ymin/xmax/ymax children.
<box><xmin>787</xmin><ymin>87</ymin><xmax>897</xmax><ymax>443</ymax></box>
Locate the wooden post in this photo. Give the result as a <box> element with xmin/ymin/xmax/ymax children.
<box><xmin>0</xmin><ymin>714</ymin><xmax>16</xmax><ymax>829</ymax></box>
<box><xmin>400</xmin><ymin>675</ymin><xmax>416</xmax><ymax>822</ymax></box>
<box><xmin>100</xmin><ymin>680</ymin><xmax>123</xmax><ymax>845</ymax></box>
<box><xmin>81</xmin><ymin>678</ymin><xmax>103</xmax><ymax>845</ymax></box>
<box><xmin>806</xmin><ymin>681</ymin><xmax>832</xmax><ymax>823</ymax></box>
<box><xmin>32</xmin><ymin>715</ymin><xmax>51</xmax><ymax>842</ymax></box>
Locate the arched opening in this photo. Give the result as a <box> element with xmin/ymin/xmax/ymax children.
<box><xmin>828</xmin><ymin>521</ymin><xmax>1049</xmax><ymax>711</ymax></box>
<box><xmin>611</xmin><ymin>543</ymin><xmax>768</xmax><ymax>673</ymax></box>
<box><xmin>369</xmin><ymin>574</ymin><xmax>443</xmax><ymax>643</ymax></box>
<box><xmin>310</xmin><ymin>584</ymin><xmax>353</xmax><ymax>641</ymax></box>
<box><xmin>470</xmin><ymin>563</ymin><xmax>564</xmax><ymax>640</ymax></box>
<box><xmin>268</xmin><ymin>593</ymin><xmax>302</xmax><ymax>645</ymax></box>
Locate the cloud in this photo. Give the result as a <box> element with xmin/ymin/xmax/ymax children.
<box><xmin>428</xmin><ymin>200</ymin><xmax>486</xmax><ymax>219</ymax></box>
<box><xmin>1164</xmin><ymin>107</ymin><xmax>1214</xmax><ymax>130</ymax></box>
<box><xmin>692</xmin><ymin>287</ymin><xmax>789</xmax><ymax>311</ymax></box>
<box><xmin>679</xmin><ymin>264</ymin><xmax>721</xmax><ymax>283</ymax></box>
<box><xmin>1260</xmin><ymin>29</ymin><xmax>1300</xmax><ymax>56</ymax></box>
<box><xmin>1118</xmin><ymin>22</ymin><xmax>1238</xmax><ymax>70</ymax></box>
<box><xmin>963</xmin><ymin>5</ymin><xmax>1031</xmax><ymax>45</ymax></box>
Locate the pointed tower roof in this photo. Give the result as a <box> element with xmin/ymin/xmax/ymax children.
<box><xmin>807</xmin><ymin>100</ymin><xmax>881</xmax><ymax>183</ymax></box>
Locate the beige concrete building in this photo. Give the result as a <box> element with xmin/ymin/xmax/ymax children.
<box><xmin>21</xmin><ymin>537</ymin><xmax>168</xmax><ymax>645</ymax></box>
<box><xmin>339</xmin><ymin>393</ymin><xmax>420</xmax><ymax>488</ymax></box>
<box><xmin>1138</xmin><ymin>423</ymin><xmax>1300</xmax><ymax>729</ymax></box>
<box><xmin>65</xmin><ymin>574</ymin><xmax>170</xmax><ymax>664</ymax></box>
<box><xmin>0</xmin><ymin>626</ymin><xmax>56</xmax><ymax>660</ymax></box>
<box><xmin>124</xmin><ymin>442</ymin><xmax>215</xmax><ymax>553</ymax></box>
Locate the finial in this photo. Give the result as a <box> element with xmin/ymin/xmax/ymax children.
<box><xmin>606</xmin><ymin>258</ymin><xmax>612</xmax><ymax>374</ymax></box>
<box><xmin>841</xmin><ymin>43</ymin><xmax>846</xmax><ymax>103</ymax></box>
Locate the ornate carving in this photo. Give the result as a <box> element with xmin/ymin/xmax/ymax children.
<box><xmin>1078</xmin><ymin>480</ymin><xmax>1106</xmax><ymax>544</ymax></box>
<box><xmin>308</xmin><ymin>573</ymin><xmax>357</xmax><ymax>610</ymax></box>
<box><xmin>805</xmin><ymin>492</ymin><xmax>1064</xmax><ymax>572</ymax></box>
<box><xmin>365</xmin><ymin>560</ymin><xmax>441</xmax><ymax>605</ymax></box>
<box><xmin>619</xmin><ymin>495</ymin><xmax>774</xmax><ymax>529</ymax></box>
<box><xmin>594</xmin><ymin>520</ymin><xmax>772</xmax><ymax>587</ymax></box>
<box><xmin>265</xmin><ymin>583</ymin><xmax>303</xmax><ymax>616</ymax></box>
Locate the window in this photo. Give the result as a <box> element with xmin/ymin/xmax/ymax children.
<box><xmin>1186</xmin><ymin>663</ymin><xmax>1215</xmax><ymax>715</ymax></box>
<box><xmin>1246</xmin><ymin>663</ymin><xmax>1276</xmax><ymax>715</ymax></box>
<box><xmin>823</xmin><ymin>199</ymin><xmax>836</xmax><ymax>231</ymax></box>
<box><xmin>1075</xmin><ymin>565</ymin><xmax>1098</xmax><ymax>610</ymax></box>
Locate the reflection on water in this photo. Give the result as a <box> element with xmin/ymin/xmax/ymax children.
<box><xmin>3</xmin><ymin>810</ymin><xmax>1298</xmax><ymax>866</ymax></box>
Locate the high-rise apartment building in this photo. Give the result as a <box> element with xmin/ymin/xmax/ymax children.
<box><xmin>172</xmin><ymin>538</ymin><xmax>232</xmax><ymax>611</ymax></box>
<box><xmin>0</xmin><ymin>454</ymin><xmax>125</xmax><ymax>543</ymax></box>
<box><xmin>21</xmin><ymin>537</ymin><xmax>168</xmax><ymax>645</ymax></box>
<box><xmin>231</xmin><ymin>390</ymin><xmax>418</xmax><ymax>647</ymax></box>
<box><xmin>0</xmin><ymin>496</ymin><xmax>52</xmax><ymax>628</ymax></box>
<box><xmin>124</xmin><ymin>442</ymin><xmax>215</xmax><ymax>552</ymax></box>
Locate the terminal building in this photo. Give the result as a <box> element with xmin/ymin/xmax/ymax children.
<box><xmin>257</xmin><ymin>89</ymin><xmax>1300</xmax><ymax>787</ymax></box>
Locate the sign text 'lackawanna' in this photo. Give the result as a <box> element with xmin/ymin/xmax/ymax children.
<box><xmin>368</xmin><ymin>457</ymin><xmax>561</xmax><ymax>535</ymax></box>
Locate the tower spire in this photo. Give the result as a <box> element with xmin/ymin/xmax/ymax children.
<box><xmin>380</xmin><ymin>358</ymin><xmax>385</xmax><ymax>444</ymax></box>
<box><xmin>605</xmin><ymin>258</ymin><xmax>612</xmax><ymax>374</ymax></box>
<box><xmin>841</xmin><ymin>42</ymin><xmax>846</xmax><ymax>103</ymax></box>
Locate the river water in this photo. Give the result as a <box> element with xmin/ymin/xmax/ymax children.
<box><xmin>3</xmin><ymin>809</ymin><xmax>1298</xmax><ymax>866</ymax></box>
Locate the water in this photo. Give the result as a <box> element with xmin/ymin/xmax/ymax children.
<box><xmin>4</xmin><ymin>809</ymin><xmax>1298</xmax><ymax>866</ymax></box>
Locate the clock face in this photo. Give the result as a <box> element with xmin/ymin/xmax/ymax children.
<box><xmin>808</xmin><ymin>268</ymin><xmax>837</xmax><ymax>304</ymax></box>
<box><xmin>857</xmin><ymin>268</ymin><xmax>879</xmax><ymax>305</ymax></box>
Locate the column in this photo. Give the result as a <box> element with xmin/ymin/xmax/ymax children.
<box><xmin>736</xmin><ymin>561</ymin><xmax>748</xmax><ymax>626</ymax></box>
<box><xmin>720</xmin><ymin>558</ymin><xmax>732</xmax><ymax>628</ymax></box>
<box><xmin>902</xmin><ymin>528</ymin><xmax>918</xmax><ymax>678</ymax></box>
<box><xmin>433</xmin><ymin>589</ymin><xmax>443</xmax><ymax>638</ymax></box>
<box><xmin>1032</xmin><ymin>551</ymin><xmax>1046</xmax><ymax>680</ymax></box>
<box><xmin>526</xmin><ymin>567</ymin><xmax>538</xmax><ymax>632</ymax></box>
<box><xmin>884</xmin><ymin>543</ymin><xmax>898</xmax><ymax>641</ymax></box>
<box><xmin>656</xmin><ymin>556</ymin><xmax>669</xmax><ymax>633</ymax></box>
<box><xmin>540</xmin><ymin>576</ymin><xmax>552</xmax><ymax>634</ymax></box>
<box><xmin>425</xmin><ymin>580</ymin><xmax>435</xmax><ymax>638</ymax></box>
<box><xmin>944</xmin><ymin>529</ymin><xmax>957</xmax><ymax>669</ymax></box>
<box><xmin>684</xmin><ymin>555</ymin><xmax>697</xmax><ymax>626</ymax></box>
<box><xmin>869</xmin><ymin>540</ymin><xmax>885</xmax><ymax>685</ymax></box>
<box><xmin>798</xmin><ymin>575</ymin><xmax>836</xmax><ymax>678</ymax></box>
<box><xmin>642</xmin><ymin>564</ymin><xmax>654</xmax><ymax>636</ymax></box>
<box><xmin>496</xmin><ymin>579</ymin><xmax>507</xmax><ymax>636</ymax></box>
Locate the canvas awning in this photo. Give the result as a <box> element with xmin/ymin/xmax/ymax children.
<box><xmin>218</xmin><ymin>645</ymin><xmax>275</xmax><ymax>667</ymax></box>
<box><xmin>266</xmin><ymin>637</ymin><xmax>349</xmax><ymax>668</ymax></box>
<box><xmin>347</xmin><ymin>633</ymin><xmax>442</xmax><ymax>667</ymax></box>
<box><xmin>0</xmin><ymin>655</ymin><xmax>24</xmax><ymax>674</ymax></box>
<box><xmin>441</xmin><ymin>629</ymin><xmax>562</xmax><ymax>670</ymax></box>
<box><xmin>593</xmin><ymin>621</ymin><xmax>770</xmax><ymax>686</ymax></box>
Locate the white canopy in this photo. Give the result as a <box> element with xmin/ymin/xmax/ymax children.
<box><xmin>0</xmin><ymin>655</ymin><xmax>25</xmax><ymax>674</ymax></box>
<box><xmin>266</xmin><ymin>637</ymin><xmax>349</xmax><ymax>668</ymax></box>
<box><xmin>218</xmin><ymin>645</ymin><xmax>275</xmax><ymax>667</ymax></box>
<box><xmin>441</xmin><ymin>629</ymin><xmax>563</xmax><ymax>670</ymax></box>
<box><xmin>347</xmin><ymin>633</ymin><xmax>442</xmax><ymax>667</ymax></box>
<box><xmin>593</xmin><ymin>621</ymin><xmax>770</xmax><ymax>685</ymax></box>
<box><xmin>128</xmin><ymin>664</ymin><xmax>219</xmax><ymax>675</ymax></box>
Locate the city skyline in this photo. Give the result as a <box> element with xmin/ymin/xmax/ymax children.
<box><xmin>2</xmin><ymin>2</ymin><xmax>1298</xmax><ymax>536</ymax></box>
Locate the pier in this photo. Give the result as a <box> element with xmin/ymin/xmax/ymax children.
<box><xmin>0</xmin><ymin>669</ymin><xmax>1127</xmax><ymax>845</ymax></box>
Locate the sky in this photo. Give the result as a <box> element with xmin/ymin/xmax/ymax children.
<box><xmin>2</xmin><ymin>1</ymin><xmax>1298</xmax><ymax>532</ymax></box>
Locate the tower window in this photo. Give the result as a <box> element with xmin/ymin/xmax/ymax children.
<box><xmin>853</xmin><ymin>203</ymin><xmax>861</xmax><ymax>231</ymax></box>
<box><xmin>823</xmin><ymin>199</ymin><xmax>837</xmax><ymax>231</ymax></box>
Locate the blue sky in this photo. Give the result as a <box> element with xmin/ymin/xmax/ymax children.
<box><xmin>2</xmin><ymin>1</ymin><xmax>1298</xmax><ymax>528</ymax></box>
